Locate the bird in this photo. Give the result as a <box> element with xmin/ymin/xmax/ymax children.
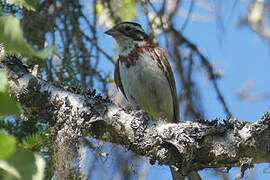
<box><xmin>105</xmin><ymin>22</ymin><xmax>179</xmax><ymax>124</ymax></box>
<box><xmin>105</xmin><ymin>22</ymin><xmax>186</xmax><ymax>180</ymax></box>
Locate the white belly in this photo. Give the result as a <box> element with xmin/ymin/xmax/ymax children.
<box><xmin>119</xmin><ymin>52</ymin><xmax>174</xmax><ymax>122</ymax></box>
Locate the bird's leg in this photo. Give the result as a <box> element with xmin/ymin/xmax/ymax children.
<box><xmin>158</xmin><ymin>114</ymin><xmax>169</xmax><ymax>122</ymax></box>
<box><xmin>117</xmin><ymin>101</ymin><xmax>138</xmax><ymax>113</ymax></box>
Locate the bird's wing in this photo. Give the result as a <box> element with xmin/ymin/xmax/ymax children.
<box><xmin>156</xmin><ymin>47</ymin><xmax>180</xmax><ymax>123</ymax></box>
<box><xmin>114</xmin><ymin>59</ymin><xmax>128</xmax><ymax>99</ymax></box>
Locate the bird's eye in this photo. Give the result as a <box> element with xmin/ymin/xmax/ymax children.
<box><xmin>125</xmin><ymin>26</ymin><xmax>131</xmax><ymax>31</ymax></box>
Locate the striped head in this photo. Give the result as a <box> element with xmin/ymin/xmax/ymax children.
<box><xmin>105</xmin><ymin>22</ymin><xmax>150</xmax><ymax>52</ymax></box>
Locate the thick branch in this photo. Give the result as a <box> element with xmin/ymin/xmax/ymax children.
<box><xmin>2</xmin><ymin>56</ymin><xmax>270</xmax><ymax>177</ymax></box>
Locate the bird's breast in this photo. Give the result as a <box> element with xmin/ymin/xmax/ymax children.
<box><xmin>118</xmin><ymin>49</ymin><xmax>174</xmax><ymax>122</ymax></box>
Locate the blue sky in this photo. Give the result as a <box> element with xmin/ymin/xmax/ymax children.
<box><xmin>84</xmin><ymin>1</ymin><xmax>270</xmax><ymax>179</ymax></box>
<box><xmin>189</xmin><ymin>3</ymin><xmax>270</xmax><ymax>123</ymax></box>
<box><xmin>146</xmin><ymin>2</ymin><xmax>270</xmax><ymax>180</ymax></box>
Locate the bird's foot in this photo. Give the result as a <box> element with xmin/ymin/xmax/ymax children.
<box><xmin>158</xmin><ymin>114</ymin><xmax>168</xmax><ymax>122</ymax></box>
<box><xmin>117</xmin><ymin>103</ymin><xmax>134</xmax><ymax>113</ymax></box>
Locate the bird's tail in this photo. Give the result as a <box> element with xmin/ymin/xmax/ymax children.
<box><xmin>170</xmin><ymin>166</ymin><xmax>201</xmax><ymax>180</ymax></box>
<box><xmin>170</xmin><ymin>166</ymin><xmax>185</xmax><ymax>180</ymax></box>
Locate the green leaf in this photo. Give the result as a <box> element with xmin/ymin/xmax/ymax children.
<box><xmin>35</xmin><ymin>45</ymin><xmax>57</xmax><ymax>59</ymax></box>
<box><xmin>5</xmin><ymin>0</ymin><xmax>37</xmax><ymax>11</ymax></box>
<box><xmin>22</xmin><ymin>133</ymin><xmax>43</xmax><ymax>151</ymax></box>
<box><xmin>96</xmin><ymin>0</ymin><xmax>137</xmax><ymax>21</ymax></box>
<box><xmin>0</xmin><ymin>44</ymin><xmax>5</xmax><ymax>61</ymax></box>
<box><xmin>0</xmin><ymin>15</ymin><xmax>54</xmax><ymax>59</ymax></box>
<box><xmin>121</xmin><ymin>0</ymin><xmax>137</xmax><ymax>21</ymax></box>
<box><xmin>0</xmin><ymin>70</ymin><xmax>8</xmax><ymax>92</ymax></box>
<box><xmin>0</xmin><ymin>70</ymin><xmax>20</xmax><ymax>117</ymax></box>
<box><xmin>0</xmin><ymin>170</ymin><xmax>17</xmax><ymax>180</ymax></box>
<box><xmin>0</xmin><ymin>147</ymin><xmax>45</xmax><ymax>180</ymax></box>
<box><xmin>0</xmin><ymin>131</ymin><xmax>16</xmax><ymax>160</ymax></box>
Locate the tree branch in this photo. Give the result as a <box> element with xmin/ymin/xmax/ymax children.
<box><xmin>2</xmin><ymin>55</ymin><xmax>270</xmax><ymax>178</ymax></box>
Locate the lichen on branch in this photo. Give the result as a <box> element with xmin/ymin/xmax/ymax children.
<box><xmin>2</xmin><ymin>55</ymin><xmax>270</xmax><ymax>179</ymax></box>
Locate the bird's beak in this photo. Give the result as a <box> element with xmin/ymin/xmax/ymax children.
<box><xmin>105</xmin><ymin>28</ymin><xmax>120</xmax><ymax>37</ymax></box>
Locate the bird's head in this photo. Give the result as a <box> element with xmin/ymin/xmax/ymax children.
<box><xmin>105</xmin><ymin>22</ymin><xmax>149</xmax><ymax>50</ymax></box>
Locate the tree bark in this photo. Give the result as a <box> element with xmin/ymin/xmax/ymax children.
<box><xmin>2</xmin><ymin>55</ymin><xmax>270</xmax><ymax>179</ymax></box>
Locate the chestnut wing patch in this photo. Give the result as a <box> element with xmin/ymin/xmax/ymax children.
<box><xmin>155</xmin><ymin>47</ymin><xmax>180</xmax><ymax>123</ymax></box>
